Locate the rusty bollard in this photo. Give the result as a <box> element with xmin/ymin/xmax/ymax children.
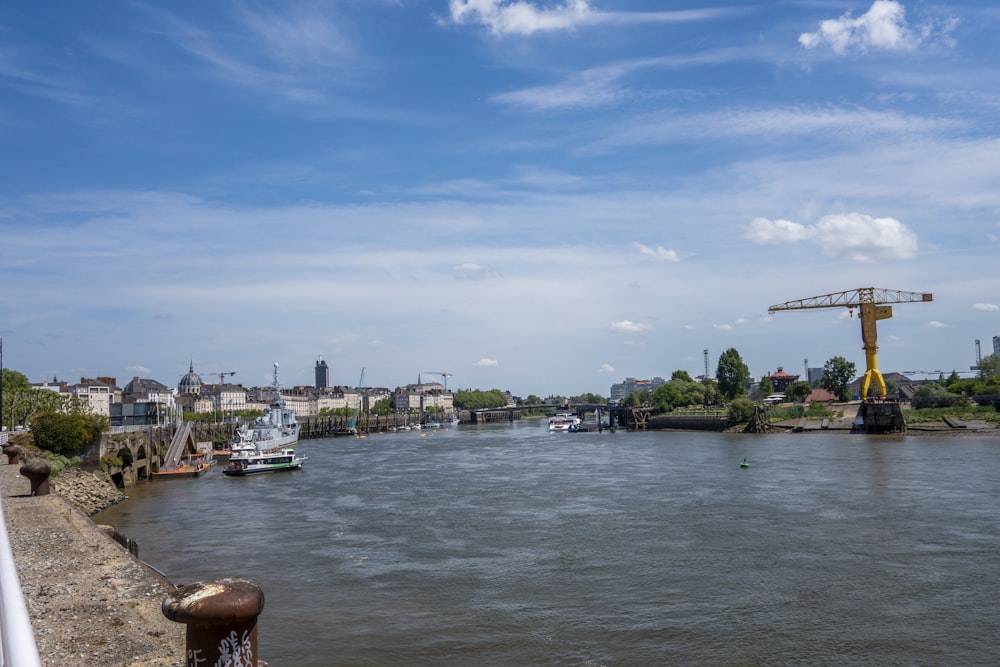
<box><xmin>162</xmin><ymin>577</ymin><xmax>266</xmax><ymax>667</ymax></box>
<box><xmin>3</xmin><ymin>444</ymin><xmax>21</xmax><ymax>464</ymax></box>
<box><xmin>20</xmin><ymin>461</ymin><xmax>51</xmax><ymax>496</ymax></box>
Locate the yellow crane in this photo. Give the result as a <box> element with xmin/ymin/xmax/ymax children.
<box><xmin>768</xmin><ymin>287</ymin><xmax>932</xmax><ymax>400</ymax></box>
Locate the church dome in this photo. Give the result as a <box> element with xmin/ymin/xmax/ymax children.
<box><xmin>178</xmin><ymin>361</ymin><xmax>203</xmax><ymax>395</ymax></box>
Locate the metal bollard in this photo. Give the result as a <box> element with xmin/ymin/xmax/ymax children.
<box><xmin>3</xmin><ymin>444</ymin><xmax>21</xmax><ymax>464</ymax></box>
<box><xmin>19</xmin><ymin>461</ymin><xmax>51</xmax><ymax>496</ymax></box>
<box><xmin>162</xmin><ymin>577</ymin><xmax>266</xmax><ymax>667</ymax></box>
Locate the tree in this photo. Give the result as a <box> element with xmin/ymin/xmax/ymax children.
<box><xmin>453</xmin><ymin>389</ymin><xmax>508</xmax><ymax>410</ymax></box>
<box><xmin>759</xmin><ymin>376</ymin><xmax>775</xmax><ymax>398</ymax></box>
<box><xmin>671</xmin><ymin>369</ymin><xmax>693</xmax><ymax>382</ymax></box>
<box><xmin>700</xmin><ymin>378</ymin><xmax>721</xmax><ymax>406</ymax></box>
<box><xmin>980</xmin><ymin>353</ymin><xmax>1000</xmax><ymax>379</ymax></box>
<box><xmin>820</xmin><ymin>356</ymin><xmax>856</xmax><ymax>402</ymax></box>
<box><xmin>570</xmin><ymin>393</ymin><xmax>607</xmax><ymax>405</ymax></box>
<box><xmin>785</xmin><ymin>381</ymin><xmax>812</xmax><ymax>403</ymax></box>
<box><xmin>716</xmin><ymin>348</ymin><xmax>750</xmax><ymax>401</ymax></box>
<box><xmin>650</xmin><ymin>377</ymin><xmax>706</xmax><ymax>413</ymax></box>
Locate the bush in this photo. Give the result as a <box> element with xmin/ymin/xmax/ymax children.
<box><xmin>30</xmin><ymin>412</ymin><xmax>108</xmax><ymax>454</ymax></box>
<box><xmin>727</xmin><ymin>397</ymin><xmax>755</xmax><ymax>423</ymax></box>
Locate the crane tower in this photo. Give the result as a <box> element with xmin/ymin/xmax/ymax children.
<box><xmin>768</xmin><ymin>287</ymin><xmax>932</xmax><ymax>400</ymax></box>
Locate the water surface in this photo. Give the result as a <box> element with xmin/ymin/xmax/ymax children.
<box><xmin>98</xmin><ymin>422</ymin><xmax>1000</xmax><ymax>666</ymax></box>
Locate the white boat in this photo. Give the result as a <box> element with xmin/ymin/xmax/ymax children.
<box><xmin>548</xmin><ymin>412</ymin><xmax>581</xmax><ymax>432</ymax></box>
<box><xmin>230</xmin><ymin>363</ymin><xmax>300</xmax><ymax>455</ymax></box>
<box><xmin>223</xmin><ymin>447</ymin><xmax>305</xmax><ymax>476</ymax></box>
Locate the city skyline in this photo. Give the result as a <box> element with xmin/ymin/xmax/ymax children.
<box><xmin>2</xmin><ymin>1</ymin><xmax>998</xmax><ymax>397</ymax></box>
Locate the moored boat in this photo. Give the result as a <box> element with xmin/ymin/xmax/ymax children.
<box><xmin>230</xmin><ymin>363</ymin><xmax>300</xmax><ymax>454</ymax></box>
<box><xmin>152</xmin><ymin>459</ymin><xmax>214</xmax><ymax>479</ymax></box>
<box><xmin>223</xmin><ymin>447</ymin><xmax>306</xmax><ymax>476</ymax></box>
<box><xmin>548</xmin><ymin>412</ymin><xmax>582</xmax><ymax>432</ymax></box>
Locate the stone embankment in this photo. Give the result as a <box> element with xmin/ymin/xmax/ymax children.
<box><xmin>0</xmin><ymin>462</ymin><xmax>186</xmax><ymax>666</ymax></box>
<box><xmin>51</xmin><ymin>466</ymin><xmax>129</xmax><ymax>515</ymax></box>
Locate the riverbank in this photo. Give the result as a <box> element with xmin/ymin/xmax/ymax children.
<box><xmin>0</xmin><ymin>462</ymin><xmax>185</xmax><ymax>666</ymax></box>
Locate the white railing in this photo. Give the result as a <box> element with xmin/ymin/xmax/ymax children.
<box><xmin>0</xmin><ymin>492</ymin><xmax>42</xmax><ymax>666</ymax></box>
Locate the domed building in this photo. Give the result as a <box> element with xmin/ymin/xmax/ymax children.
<box><xmin>178</xmin><ymin>361</ymin><xmax>203</xmax><ymax>395</ymax></box>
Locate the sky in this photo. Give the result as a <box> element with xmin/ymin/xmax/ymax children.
<box><xmin>1</xmin><ymin>0</ymin><xmax>999</xmax><ymax>397</ymax></box>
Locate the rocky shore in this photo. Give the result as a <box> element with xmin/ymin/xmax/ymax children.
<box><xmin>0</xmin><ymin>462</ymin><xmax>186</xmax><ymax>666</ymax></box>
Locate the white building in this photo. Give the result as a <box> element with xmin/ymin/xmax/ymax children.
<box><xmin>394</xmin><ymin>382</ymin><xmax>454</xmax><ymax>414</ymax></box>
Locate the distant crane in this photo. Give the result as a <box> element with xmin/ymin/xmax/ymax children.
<box><xmin>769</xmin><ymin>287</ymin><xmax>932</xmax><ymax>400</ymax></box>
<box><xmin>210</xmin><ymin>371</ymin><xmax>237</xmax><ymax>385</ymax></box>
<box><xmin>422</xmin><ymin>371</ymin><xmax>454</xmax><ymax>391</ymax></box>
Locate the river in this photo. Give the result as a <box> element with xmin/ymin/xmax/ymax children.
<box><xmin>97</xmin><ymin>421</ymin><xmax>1000</xmax><ymax>666</ymax></box>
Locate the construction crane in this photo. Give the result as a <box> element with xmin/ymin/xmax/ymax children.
<box><xmin>769</xmin><ymin>287</ymin><xmax>932</xmax><ymax>400</ymax></box>
<box><xmin>210</xmin><ymin>371</ymin><xmax>237</xmax><ymax>385</ymax></box>
<box><xmin>422</xmin><ymin>371</ymin><xmax>454</xmax><ymax>391</ymax></box>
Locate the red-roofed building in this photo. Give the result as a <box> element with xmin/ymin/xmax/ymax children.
<box><xmin>766</xmin><ymin>367</ymin><xmax>799</xmax><ymax>392</ymax></box>
<box><xmin>804</xmin><ymin>388</ymin><xmax>838</xmax><ymax>404</ymax></box>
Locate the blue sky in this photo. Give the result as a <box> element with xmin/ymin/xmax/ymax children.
<box><xmin>2</xmin><ymin>0</ymin><xmax>998</xmax><ymax>396</ymax></box>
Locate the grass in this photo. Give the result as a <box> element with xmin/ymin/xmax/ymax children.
<box><xmin>903</xmin><ymin>404</ymin><xmax>1000</xmax><ymax>424</ymax></box>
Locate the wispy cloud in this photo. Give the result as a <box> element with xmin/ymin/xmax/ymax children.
<box><xmin>972</xmin><ymin>302</ymin><xmax>999</xmax><ymax>312</ymax></box>
<box><xmin>746</xmin><ymin>213</ymin><xmax>918</xmax><ymax>262</ymax></box>
<box><xmin>596</xmin><ymin>363</ymin><xmax>615</xmax><ymax>374</ymax></box>
<box><xmin>610</xmin><ymin>320</ymin><xmax>651</xmax><ymax>334</ymax></box>
<box><xmin>491</xmin><ymin>48</ymin><xmax>769</xmax><ymax>111</ymax></box>
<box><xmin>583</xmin><ymin>106</ymin><xmax>957</xmax><ymax>153</ymax></box>
<box><xmin>798</xmin><ymin>0</ymin><xmax>953</xmax><ymax>55</ymax></box>
<box><xmin>634</xmin><ymin>243</ymin><xmax>679</xmax><ymax>262</ymax></box>
<box><xmin>453</xmin><ymin>262</ymin><xmax>503</xmax><ymax>280</ymax></box>
<box><xmin>474</xmin><ymin>358</ymin><xmax>500</xmax><ymax>367</ymax></box>
<box><xmin>925</xmin><ymin>320</ymin><xmax>949</xmax><ymax>328</ymax></box>
<box><xmin>131</xmin><ymin>3</ymin><xmax>361</xmax><ymax>103</ymax></box>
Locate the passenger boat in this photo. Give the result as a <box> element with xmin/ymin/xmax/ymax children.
<box><xmin>230</xmin><ymin>363</ymin><xmax>300</xmax><ymax>453</ymax></box>
<box><xmin>548</xmin><ymin>412</ymin><xmax>581</xmax><ymax>432</ymax></box>
<box><xmin>223</xmin><ymin>447</ymin><xmax>305</xmax><ymax>476</ymax></box>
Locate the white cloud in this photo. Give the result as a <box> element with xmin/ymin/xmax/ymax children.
<box><xmin>596</xmin><ymin>363</ymin><xmax>615</xmax><ymax>374</ymax></box>
<box><xmin>714</xmin><ymin>324</ymin><xmax>734</xmax><ymax>331</ymax></box>
<box><xmin>746</xmin><ymin>213</ymin><xmax>918</xmax><ymax>262</ymax></box>
<box><xmin>610</xmin><ymin>320</ymin><xmax>651</xmax><ymax>333</ymax></box>
<box><xmin>448</xmin><ymin>0</ymin><xmax>592</xmax><ymax>36</ymax></box>
<box><xmin>925</xmin><ymin>321</ymin><xmax>948</xmax><ymax>329</ymax></box>
<box><xmin>634</xmin><ymin>242</ymin><xmax>680</xmax><ymax>262</ymax></box>
<box><xmin>799</xmin><ymin>0</ymin><xmax>926</xmax><ymax>54</ymax></box>
<box><xmin>447</xmin><ymin>1</ymin><xmax>734</xmax><ymax>37</ymax></box>
<box><xmin>473</xmin><ymin>358</ymin><xmax>499</xmax><ymax>367</ymax></box>
<box><xmin>126</xmin><ymin>365</ymin><xmax>152</xmax><ymax>374</ymax></box>
<box><xmin>812</xmin><ymin>213</ymin><xmax>918</xmax><ymax>261</ymax></box>
<box><xmin>972</xmin><ymin>303</ymin><xmax>999</xmax><ymax>312</ymax></box>
<box><xmin>745</xmin><ymin>218</ymin><xmax>811</xmax><ymax>244</ymax></box>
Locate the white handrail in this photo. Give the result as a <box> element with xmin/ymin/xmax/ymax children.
<box><xmin>0</xmin><ymin>491</ymin><xmax>42</xmax><ymax>667</ymax></box>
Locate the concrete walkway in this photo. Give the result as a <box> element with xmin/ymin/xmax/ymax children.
<box><xmin>0</xmin><ymin>462</ymin><xmax>185</xmax><ymax>666</ymax></box>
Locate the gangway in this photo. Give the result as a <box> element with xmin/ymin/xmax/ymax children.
<box><xmin>162</xmin><ymin>422</ymin><xmax>195</xmax><ymax>468</ymax></box>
